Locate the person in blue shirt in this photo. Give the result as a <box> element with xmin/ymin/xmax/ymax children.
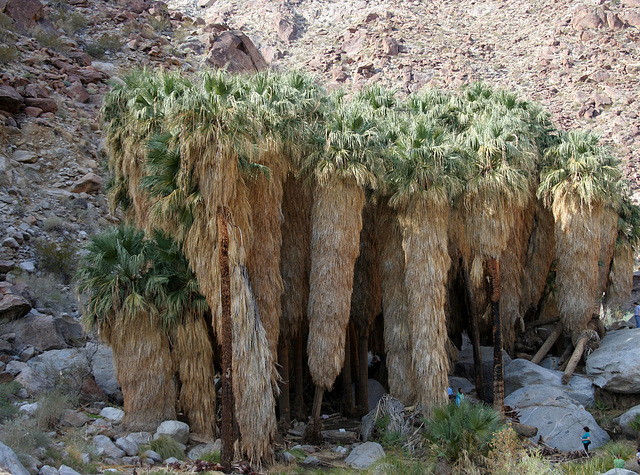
<box><xmin>634</xmin><ymin>302</ymin><xmax>640</xmax><ymax>328</ymax></box>
<box><xmin>582</xmin><ymin>426</ymin><xmax>591</xmax><ymax>455</ymax></box>
<box><xmin>456</xmin><ymin>388</ymin><xmax>464</xmax><ymax>406</ymax></box>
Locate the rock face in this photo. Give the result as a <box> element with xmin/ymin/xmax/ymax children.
<box><xmin>505</xmin><ymin>385</ymin><xmax>609</xmax><ymax>451</ymax></box>
<box><xmin>345</xmin><ymin>441</ymin><xmax>385</xmax><ymax>469</ymax></box>
<box><xmin>505</xmin><ymin>358</ymin><xmax>594</xmax><ymax>407</ymax></box>
<box><xmin>206</xmin><ymin>30</ymin><xmax>268</xmax><ymax>73</ymax></box>
<box><xmin>586</xmin><ymin>328</ymin><xmax>640</xmax><ymax>394</ymax></box>
<box><xmin>0</xmin><ymin>440</ymin><xmax>30</xmax><ymax>475</ymax></box>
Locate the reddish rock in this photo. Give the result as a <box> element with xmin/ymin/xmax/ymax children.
<box><xmin>331</xmin><ymin>67</ymin><xmax>348</xmax><ymax>83</ymax></box>
<box><xmin>24</xmin><ymin>97</ymin><xmax>57</xmax><ymax>113</ymax></box>
<box><xmin>70</xmin><ymin>172</ymin><xmax>102</xmax><ymax>193</ymax></box>
<box><xmin>0</xmin><ymin>261</ymin><xmax>14</xmax><ymax>274</ymax></box>
<box><xmin>342</xmin><ymin>30</ymin><xmax>367</xmax><ymax>56</ymax></box>
<box><xmin>0</xmin><ymin>372</ymin><xmax>13</xmax><ymax>384</ymax></box>
<box><xmin>606</xmin><ymin>12</ymin><xmax>624</xmax><ymax>30</ymax></box>
<box><xmin>573</xmin><ymin>11</ymin><xmax>603</xmax><ymax>29</ymax></box>
<box><xmin>0</xmin><ymin>85</ymin><xmax>23</xmax><ymax>114</ymax></box>
<box><xmin>77</xmin><ymin>68</ymin><xmax>108</xmax><ymax>84</ymax></box>
<box><xmin>276</xmin><ymin>16</ymin><xmax>297</xmax><ymax>43</ymax></box>
<box><xmin>382</xmin><ymin>37</ymin><xmax>399</xmax><ymax>55</ymax></box>
<box><xmin>625</xmin><ymin>12</ymin><xmax>640</xmax><ymax>27</ymax></box>
<box><xmin>0</xmin><ymin>293</ymin><xmax>31</xmax><ymax>321</ymax></box>
<box><xmin>126</xmin><ymin>0</ymin><xmax>149</xmax><ymax>14</ymax></box>
<box><xmin>24</xmin><ymin>106</ymin><xmax>42</xmax><ymax>117</ymax></box>
<box><xmin>4</xmin><ymin>0</ymin><xmax>43</xmax><ymax>31</ymax></box>
<box><xmin>80</xmin><ymin>375</ymin><xmax>108</xmax><ymax>403</ymax></box>
<box><xmin>207</xmin><ymin>30</ymin><xmax>267</xmax><ymax>73</ymax></box>
<box><xmin>67</xmin><ymin>51</ymin><xmax>92</xmax><ymax>67</ymax></box>
<box><xmin>67</xmin><ymin>82</ymin><xmax>90</xmax><ymax>103</ymax></box>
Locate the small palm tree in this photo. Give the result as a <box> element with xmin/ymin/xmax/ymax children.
<box><xmin>76</xmin><ymin>225</ymin><xmax>177</xmax><ymax>431</ymax></box>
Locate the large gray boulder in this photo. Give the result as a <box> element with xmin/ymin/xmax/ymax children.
<box><xmin>115</xmin><ymin>436</ymin><xmax>138</xmax><ymax>457</ymax></box>
<box><xmin>91</xmin><ymin>345</ymin><xmax>121</xmax><ymax>402</ymax></box>
<box><xmin>15</xmin><ymin>348</ymin><xmax>87</xmax><ymax>395</ymax></box>
<box><xmin>616</xmin><ymin>404</ymin><xmax>640</xmax><ymax>438</ymax></box>
<box><xmin>155</xmin><ymin>420</ymin><xmax>190</xmax><ymax>445</ymax></box>
<box><xmin>93</xmin><ymin>435</ymin><xmax>124</xmax><ymax>459</ymax></box>
<box><xmin>505</xmin><ymin>385</ymin><xmax>608</xmax><ymax>452</ymax></box>
<box><xmin>505</xmin><ymin>358</ymin><xmax>594</xmax><ymax>407</ymax></box>
<box><xmin>345</xmin><ymin>442</ymin><xmax>385</xmax><ymax>469</ymax></box>
<box><xmin>585</xmin><ymin>328</ymin><xmax>640</xmax><ymax>394</ymax></box>
<box><xmin>0</xmin><ymin>440</ymin><xmax>30</xmax><ymax>475</ymax></box>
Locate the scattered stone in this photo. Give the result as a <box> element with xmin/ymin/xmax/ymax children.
<box><xmin>70</xmin><ymin>173</ymin><xmax>102</xmax><ymax>193</ymax></box>
<box><xmin>155</xmin><ymin>420</ymin><xmax>190</xmax><ymax>444</ymax></box>
<box><xmin>345</xmin><ymin>441</ymin><xmax>385</xmax><ymax>469</ymax></box>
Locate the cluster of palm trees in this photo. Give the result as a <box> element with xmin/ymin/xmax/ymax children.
<box><xmin>77</xmin><ymin>68</ymin><xmax>640</xmax><ymax>467</ymax></box>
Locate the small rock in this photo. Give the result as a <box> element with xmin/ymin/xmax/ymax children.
<box><xmin>39</xmin><ymin>465</ymin><xmax>59</xmax><ymax>475</ymax></box>
<box><xmin>24</xmin><ymin>98</ymin><xmax>57</xmax><ymax>114</ymax></box>
<box><xmin>345</xmin><ymin>441</ymin><xmax>385</xmax><ymax>469</ymax></box>
<box><xmin>155</xmin><ymin>420</ymin><xmax>190</xmax><ymax>444</ymax></box>
<box><xmin>58</xmin><ymin>465</ymin><xmax>81</xmax><ymax>475</ymax></box>
<box><xmin>143</xmin><ymin>450</ymin><xmax>163</xmax><ymax>462</ymax></box>
<box><xmin>301</xmin><ymin>456</ymin><xmax>321</xmax><ymax>465</ymax></box>
<box><xmin>0</xmin><ymin>86</ymin><xmax>24</xmax><ymax>114</ymax></box>
<box><xmin>70</xmin><ymin>173</ymin><xmax>102</xmax><ymax>194</ymax></box>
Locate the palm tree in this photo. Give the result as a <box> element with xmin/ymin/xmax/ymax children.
<box><xmin>76</xmin><ymin>225</ymin><xmax>177</xmax><ymax>431</ymax></box>
<box><xmin>458</xmin><ymin>92</ymin><xmax>537</xmax><ymax>413</ymax></box>
<box><xmin>387</xmin><ymin>115</ymin><xmax>463</xmax><ymax>412</ymax></box>
<box><xmin>538</xmin><ymin>130</ymin><xmax>621</xmax><ymax>343</ymax></box>
<box><xmin>302</xmin><ymin>94</ymin><xmax>384</xmax><ymax>437</ymax></box>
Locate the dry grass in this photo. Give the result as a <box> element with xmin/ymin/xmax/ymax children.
<box><xmin>378</xmin><ymin>200</ymin><xmax>415</xmax><ymax>405</ymax></box>
<box><xmin>307</xmin><ymin>177</ymin><xmax>365</xmax><ymax>390</ymax></box>
<box><xmin>398</xmin><ymin>197</ymin><xmax>451</xmax><ymax>412</ymax></box>
<box><xmin>597</xmin><ymin>206</ymin><xmax>618</xmax><ymax>296</ymax></box>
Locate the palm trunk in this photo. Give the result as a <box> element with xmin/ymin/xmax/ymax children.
<box><xmin>217</xmin><ymin>206</ymin><xmax>233</xmax><ymax>472</ymax></box>
<box><xmin>462</xmin><ymin>259</ymin><xmax>485</xmax><ymax>401</ymax></box>
<box><xmin>277</xmin><ymin>340</ymin><xmax>290</xmax><ymax>427</ymax></box>
<box><xmin>356</xmin><ymin>333</ymin><xmax>369</xmax><ymax>415</ymax></box>
<box><xmin>398</xmin><ymin>198</ymin><xmax>451</xmax><ymax>413</ymax></box>
<box><xmin>307</xmin><ymin>177</ymin><xmax>365</xmax><ymax>391</ymax></box>
<box><xmin>341</xmin><ymin>328</ymin><xmax>355</xmax><ymax>416</ymax></box>
<box><xmin>293</xmin><ymin>332</ymin><xmax>306</xmax><ymax>420</ymax></box>
<box><xmin>378</xmin><ymin>201</ymin><xmax>415</xmax><ymax>405</ymax></box>
<box><xmin>488</xmin><ymin>257</ymin><xmax>504</xmax><ymax>417</ymax></box>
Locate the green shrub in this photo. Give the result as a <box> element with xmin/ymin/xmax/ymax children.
<box><xmin>141</xmin><ymin>435</ymin><xmax>186</xmax><ymax>460</ymax></box>
<box><xmin>0</xmin><ymin>417</ymin><xmax>51</xmax><ymax>459</ymax></box>
<box><xmin>199</xmin><ymin>450</ymin><xmax>221</xmax><ymax>463</ymax></box>
<box><xmin>34</xmin><ymin>238</ymin><xmax>78</xmax><ymax>284</ymax></box>
<box><xmin>30</xmin><ymin>26</ymin><xmax>66</xmax><ymax>52</ymax></box>
<box><xmin>85</xmin><ymin>33</ymin><xmax>123</xmax><ymax>59</ymax></box>
<box><xmin>422</xmin><ymin>401</ymin><xmax>503</xmax><ymax>464</ymax></box>
<box><xmin>52</xmin><ymin>11</ymin><xmax>87</xmax><ymax>36</ymax></box>
<box><xmin>34</xmin><ymin>389</ymin><xmax>79</xmax><ymax>430</ymax></box>
<box><xmin>0</xmin><ymin>45</ymin><xmax>17</xmax><ymax>64</ymax></box>
<box><xmin>369</xmin><ymin>453</ymin><xmax>431</xmax><ymax>474</ymax></box>
<box><xmin>0</xmin><ymin>382</ymin><xmax>21</xmax><ymax>421</ymax></box>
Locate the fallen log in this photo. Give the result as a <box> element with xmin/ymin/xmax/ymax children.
<box><xmin>562</xmin><ymin>334</ymin><xmax>588</xmax><ymax>385</ymax></box>
<box><xmin>531</xmin><ymin>324</ymin><xmax>564</xmax><ymax>365</ymax></box>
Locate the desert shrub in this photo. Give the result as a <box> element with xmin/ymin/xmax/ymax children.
<box><xmin>487</xmin><ymin>426</ymin><xmax>559</xmax><ymax>475</ymax></box>
<box><xmin>51</xmin><ymin>10</ymin><xmax>87</xmax><ymax>36</ymax></box>
<box><xmin>30</xmin><ymin>26</ymin><xmax>66</xmax><ymax>52</ymax></box>
<box><xmin>422</xmin><ymin>401</ymin><xmax>503</xmax><ymax>464</ymax></box>
<box><xmin>0</xmin><ymin>45</ymin><xmax>17</xmax><ymax>64</ymax></box>
<box><xmin>34</xmin><ymin>238</ymin><xmax>78</xmax><ymax>284</ymax></box>
<box><xmin>34</xmin><ymin>388</ymin><xmax>79</xmax><ymax>429</ymax></box>
<box><xmin>0</xmin><ymin>382</ymin><xmax>21</xmax><ymax>421</ymax></box>
<box><xmin>150</xmin><ymin>16</ymin><xmax>171</xmax><ymax>33</ymax></box>
<box><xmin>599</xmin><ymin>439</ymin><xmax>635</xmax><ymax>461</ymax></box>
<box><xmin>199</xmin><ymin>450</ymin><xmax>221</xmax><ymax>463</ymax></box>
<box><xmin>85</xmin><ymin>33</ymin><xmax>123</xmax><ymax>59</ymax></box>
<box><xmin>43</xmin><ymin>427</ymin><xmax>99</xmax><ymax>473</ymax></box>
<box><xmin>369</xmin><ymin>453</ymin><xmax>431</xmax><ymax>474</ymax></box>
<box><xmin>141</xmin><ymin>435</ymin><xmax>186</xmax><ymax>460</ymax></box>
<box><xmin>43</xmin><ymin>216</ymin><xmax>76</xmax><ymax>234</ymax></box>
<box><xmin>19</xmin><ymin>273</ymin><xmax>74</xmax><ymax>315</ymax></box>
<box><xmin>0</xmin><ymin>417</ymin><xmax>51</xmax><ymax>459</ymax></box>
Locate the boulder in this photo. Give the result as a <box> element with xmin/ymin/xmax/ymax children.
<box><xmin>276</xmin><ymin>16</ymin><xmax>297</xmax><ymax>43</ymax></box>
<box><xmin>0</xmin><ymin>86</ymin><xmax>23</xmax><ymax>114</ymax></box>
<box><xmin>155</xmin><ymin>420</ymin><xmax>190</xmax><ymax>445</ymax></box>
<box><xmin>0</xmin><ymin>293</ymin><xmax>31</xmax><ymax>321</ymax></box>
<box><xmin>616</xmin><ymin>404</ymin><xmax>640</xmax><ymax>438</ymax></box>
<box><xmin>4</xmin><ymin>314</ymin><xmax>69</xmax><ymax>351</ymax></box>
<box><xmin>100</xmin><ymin>407</ymin><xmax>124</xmax><ymax>422</ymax></box>
<box><xmin>79</xmin><ymin>375</ymin><xmax>108</xmax><ymax>404</ymax></box>
<box><xmin>505</xmin><ymin>359</ymin><xmax>594</xmax><ymax>407</ymax></box>
<box><xmin>70</xmin><ymin>173</ymin><xmax>102</xmax><ymax>194</ymax></box>
<box><xmin>0</xmin><ymin>440</ymin><xmax>30</xmax><ymax>475</ymax></box>
<box><xmin>59</xmin><ymin>409</ymin><xmax>91</xmax><ymax>428</ymax></box>
<box><xmin>39</xmin><ymin>465</ymin><xmax>59</xmax><ymax>475</ymax></box>
<box><xmin>16</xmin><ymin>348</ymin><xmax>87</xmax><ymax>395</ymax></box>
<box><xmin>505</xmin><ymin>385</ymin><xmax>609</xmax><ymax>451</ymax></box>
<box><xmin>125</xmin><ymin>432</ymin><xmax>152</xmax><ymax>445</ymax></box>
<box><xmin>4</xmin><ymin>0</ymin><xmax>43</xmax><ymax>31</ymax></box>
<box><xmin>115</xmin><ymin>436</ymin><xmax>138</xmax><ymax>456</ymax></box>
<box><xmin>91</xmin><ymin>345</ymin><xmax>121</xmax><ymax>401</ymax></box>
<box><xmin>187</xmin><ymin>440</ymin><xmax>220</xmax><ymax>461</ymax></box>
<box><xmin>23</xmin><ymin>98</ymin><xmax>57</xmax><ymax>114</ymax></box>
<box><xmin>58</xmin><ymin>466</ymin><xmax>81</xmax><ymax>475</ymax></box>
<box><xmin>206</xmin><ymin>31</ymin><xmax>267</xmax><ymax>73</ymax></box>
<box><xmin>586</xmin><ymin>329</ymin><xmax>640</xmax><ymax>394</ymax></box>
<box><xmin>143</xmin><ymin>450</ymin><xmax>162</xmax><ymax>463</ymax></box>
<box><xmin>94</xmin><ymin>435</ymin><xmax>125</xmax><ymax>459</ymax></box>
<box><xmin>345</xmin><ymin>441</ymin><xmax>385</xmax><ymax>469</ymax></box>
<box><xmin>13</xmin><ymin>151</ymin><xmax>37</xmax><ymax>164</ymax></box>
